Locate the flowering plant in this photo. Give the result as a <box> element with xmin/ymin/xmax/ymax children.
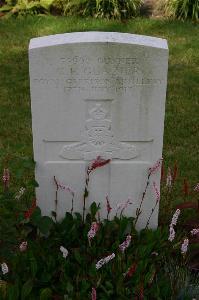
<box><xmin>0</xmin><ymin>158</ymin><xmax>198</xmax><ymax>299</ymax></box>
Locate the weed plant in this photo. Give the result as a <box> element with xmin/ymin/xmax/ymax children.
<box><xmin>0</xmin><ymin>0</ymin><xmax>143</xmax><ymax>18</ymax></box>
<box><xmin>165</xmin><ymin>0</ymin><xmax>198</xmax><ymax>21</ymax></box>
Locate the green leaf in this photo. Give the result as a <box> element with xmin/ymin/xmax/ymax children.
<box><xmin>38</xmin><ymin>216</ymin><xmax>54</xmax><ymax>234</ymax></box>
<box><xmin>40</xmin><ymin>272</ymin><xmax>52</xmax><ymax>284</ymax></box>
<box><xmin>40</xmin><ymin>288</ymin><xmax>52</xmax><ymax>300</ymax></box>
<box><xmin>64</xmin><ymin>212</ymin><xmax>73</xmax><ymax>224</ymax></box>
<box><xmin>15</xmin><ymin>169</ymin><xmax>24</xmax><ymax>179</ymax></box>
<box><xmin>30</xmin><ymin>257</ymin><xmax>38</xmax><ymax>277</ymax></box>
<box><xmin>66</xmin><ymin>282</ymin><xmax>73</xmax><ymax>294</ymax></box>
<box><xmin>90</xmin><ymin>202</ymin><xmax>100</xmax><ymax>217</ymax></box>
<box><xmin>88</xmin><ymin>265</ymin><xmax>97</xmax><ymax>277</ymax></box>
<box><xmin>40</xmin><ymin>0</ymin><xmax>54</xmax><ymax>10</ymax></box>
<box><xmin>8</xmin><ymin>284</ymin><xmax>19</xmax><ymax>300</ymax></box>
<box><xmin>81</xmin><ymin>279</ymin><xmax>90</xmax><ymax>292</ymax></box>
<box><xmin>30</xmin><ymin>207</ymin><xmax>42</xmax><ymax>226</ymax></box>
<box><xmin>74</xmin><ymin>249</ymin><xmax>82</xmax><ymax>264</ymax></box>
<box><xmin>74</xmin><ymin>212</ymin><xmax>82</xmax><ymax>222</ymax></box>
<box><xmin>21</xmin><ymin>279</ymin><xmax>33</xmax><ymax>300</ymax></box>
<box><xmin>0</xmin><ymin>5</ymin><xmax>12</xmax><ymax>12</ymax></box>
<box><xmin>21</xmin><ymin>157</ymin><xmax>35</xmax><ymax>169</ymax></box>
<box><xmin>28</xmin><ymin>179</ymin><xmax>39</xmax><ymax>188</ymax></box>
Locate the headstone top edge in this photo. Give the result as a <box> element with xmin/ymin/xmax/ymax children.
<box><xmin>29</xmin><ymin>31</ymin><xmax>168</xmax><ymax>51</ymax></box>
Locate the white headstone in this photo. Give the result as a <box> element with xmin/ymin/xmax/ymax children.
<box><xmin>29</xmin><ymin>32</ymin><xmax>168</xmax><ymax>229</ymax></box>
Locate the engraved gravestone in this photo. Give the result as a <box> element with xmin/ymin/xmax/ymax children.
<box><xmin>29</xmin><ymin>32</ymin><xmax>168</xmax><ymax>229</ymax></box>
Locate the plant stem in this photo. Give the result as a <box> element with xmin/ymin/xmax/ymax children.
<box><xmin>53</xmin><ymin>176</ymin><xmax>59</xmax><ymax>222</ymax></box>
<box><xmin>83</xmin><ymin>174</ymin><xmax>89</xmax><ymax>223</ymax></box>
<box><xmin>145</xmin><ymin>200</ymin><xmax>159</xmax><ymax>229</ymax></box>
<box><xmin>134</xmin><ymin>173</ymin><xmax>151</xmax><ymax>225</ymax></box>
<box><xmin>71</xmin><ymin>196</ymin><xmax>74</xmax><ymax>215</ymax></box>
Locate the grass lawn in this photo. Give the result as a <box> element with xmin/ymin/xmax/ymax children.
<box><xmin>0</xmin><ymin>16</ymin><xmax>198</xmax><ymax>200</ymax></box>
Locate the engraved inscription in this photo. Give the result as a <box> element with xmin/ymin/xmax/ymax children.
<box><xmin>34</xmin><ymin>78</ymin><xmax>59</xmax><ymax>88</ymax></box>
<box><xmin>60</xmin><ymin>101</ymin><xmax>138</xmax><ymax>160</ymax></box>
<box><xmin>63</xmin><ymin>77</ymin><xmax>162</xmax><ymax>93</ymax></box>
<box><xmin>33</xmin><ymin>76</ymin><xmax>163</xmax><ymax>92</ymax></box>
<box><xmin>33</xmin><ymin>55</ymin><xmax>164</xmax><ymax>93</ymax></box>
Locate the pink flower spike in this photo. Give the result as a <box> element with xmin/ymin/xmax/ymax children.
<box><xmin>181</xmin><ymin>239</ymin><xmax>189</xmax><ymax>255</ymax></box>
<box><xmin>88</xmin><ymin>222</ymin><xmax>100</xmax><ymax>241</ymax></box>
<box><xmin>119</xmin><ymin>235</ymin><xmax>132</xmax><ymax>253</ymax></box>
<box><xmin>96</xmin><ymin>253</ymin><xmax>115</xmax><ymax>270</ymax></box>
<box><xmin>170</xmin><ymin>209</ymin><xmax>180</xmax><ymax>226</ymax></box>
<box><xmin>152</xmin><ymin>181</ymin><xmax>160</xmax><ymax>202</ymax></box>
<box><xmin>190</xmin><ymin>228</ymin><xmax>199</xmax><ymax>236</ymax></box>
<box><xmin>87</xmin><ymin>156</ymin><xmax>110</xmax><ymax>175</ymax></box>
<box><xmin>1</xmin><ymin>263</ymin><xmax>9</xmax><ymax>275</ymax></box>
<box><xmin>91</xmin><ymin>287</ymin><xmax>97</xmax><ymax>300</ymax></box>
<box><xmin>148</xmin><ymin>158</ymin><xmax>163</xmax><ymax>176</ymax></box>
<box><xmin>60</xmin><ymin>246</ymin><xmax>69</xmax><ymax>258</ymax></box>
<box><xmin>168</xmin><ymin>225</ymin><xmax>175</xmax><ymax>242</ymax></box>
<box><xmin>194</xmin><ymin>183</ymin><xmax>199</xmax><ymax>192</ymax></box>
<box><xmin>19</xmin><ymin>241</ymin><xmax>28</xmax><ymax>252</ymax></box>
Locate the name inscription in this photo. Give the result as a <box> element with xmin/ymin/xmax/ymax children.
<box><xmin>33</xmin><ymin>55</ymin><xmax>164</xmax><ymax>93</ymax></box>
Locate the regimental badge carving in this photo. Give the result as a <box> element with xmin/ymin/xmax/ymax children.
<box><xmin>60</xmin><ymin>102</ymin><xmax>138</xmax><ymax>160</ymax></box>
